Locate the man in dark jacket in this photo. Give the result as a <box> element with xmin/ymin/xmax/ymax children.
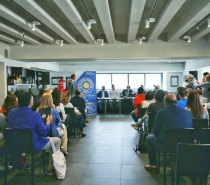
<box><xmin>144</xmin><ymin>93</ymin><xmax>192</xmax><ymax>172</ymax></box>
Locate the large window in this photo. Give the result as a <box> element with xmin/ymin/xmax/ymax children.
<box><xmin>112</xmin><ymin>74</ymin><xmax>128</xmax><ymax>89</ymax></box>
<box><xmin>96</xmin><ymin>74</ymin><xmax>111</xmax><ymax>90</ymax></box>
<box><xmin>145</xmin><ymin>74</ymin><xmax>162</xmax><ymax>89</ymax></box>
<box><xmin>96</xmin><ymin>73</ymin><xmax>162</xmax><ymax>90</ymax></box>
<box><xmin>129</xmin><ymin>74</ymin><xmax>145</xmax><ymax>89</ymax></box>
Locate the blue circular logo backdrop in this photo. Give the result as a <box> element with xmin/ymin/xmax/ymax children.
<box><xmin>78</xmin><ymin>77</ymin><xmax>94</xmax><ymax>94</ymax></box>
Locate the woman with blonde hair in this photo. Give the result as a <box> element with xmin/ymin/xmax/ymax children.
<box><xmin>37</xmin><ymin>92</ymin><xmax>68</xmax><ymax>155</ymax></box>
<box><xmin>186</xmin><ymin>90</ymin><xmax>209</xmax><ymax>120</ymax></box>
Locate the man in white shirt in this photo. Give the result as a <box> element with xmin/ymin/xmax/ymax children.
<box><xmin>109</xmin><ymin>84</ymin><xmax>120</xmax><ymax>113</ymax></box>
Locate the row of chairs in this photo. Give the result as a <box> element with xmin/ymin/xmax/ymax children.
<box><xmin>159</xmin><ymin>128</ymin><xmax>210</xmax><ymax>185</ymax></box>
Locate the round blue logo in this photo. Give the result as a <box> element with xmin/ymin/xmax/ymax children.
<box><xmin>78</xmin><ymin>77</ymin><xmax>94</xmax><ymax>94</ymax></box>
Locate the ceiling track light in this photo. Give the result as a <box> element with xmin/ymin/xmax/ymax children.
<box><xmin>87</xmin><ymin>19</ymin><xmax>96</xmax><ymax>29</ymax></box>
<box><xmin>139</xmin><ymin>36</ymin><xmax>146</xmax><ymax>44</ymax></box>
<box><xmin>55</xmin><ymin>39</ymin><xmax>64</xmax><ymax>46</ymax></box>
<box><xmin>96</xmin><ymin>39</ymin><xmax>104</xmax><ymax>45</ymax></box>
<box><xmin>31</xmin><ymin>21</ymin><xmax>41</xmax><ymax>31</ymax></box>
<box><xmin>183</xmin><ymin>35</ymin><xmax>191</xmax><ymax>43</ymax></box>
<box><xmin>17</xmin><ymin>40</ymin><xmax>24</xmax><ymax>46</ymax></box>
<box><xmin>145</xmin><ymin>18</ymin><xmax>155</xmax><ymax>29</ymax></box>
<box><xmin>208</xmin><ymin>18</ymin><xmax>210</xmax><ymax>28</ymax></box>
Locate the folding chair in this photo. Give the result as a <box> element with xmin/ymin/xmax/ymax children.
<box><xmin>172</xmin><ymin>143</ymin><xmax>210</xmax><ymax>185</ymax></box>
<box><xmin>161</xmin><ymin>128</ymin><xmax>195</xmax><ymax>185</ymax></box>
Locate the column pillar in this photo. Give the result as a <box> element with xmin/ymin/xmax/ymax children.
<box><xmin>0</xmin><ymin>62</ymin><xmax>7</xmax><ymax>105</ymax></box>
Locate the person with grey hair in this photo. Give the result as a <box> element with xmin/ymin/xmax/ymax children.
<box><xmin>144</xmin><ymin>93</ymin><xmax>192</xmax><ymax>172</ymax></box>
<box><xmin>67</xmin><ymin>74</ymin><xmax>77</xmax><ymax>97</ymax></box>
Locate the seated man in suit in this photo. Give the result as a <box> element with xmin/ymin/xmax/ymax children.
<box><xmin>97</xmin><ymin>86</ymin><xmax>109</xmax><ymax>113</ymax></box>
<box><xmin>122</xmin><ymin>85</ymin><xmax>134</xmax><ymax>97</ymax></box>
<box><xmin>144</xmin><ymin>93</ymin><xmax>192</xmax><ymax>172</ymax></box>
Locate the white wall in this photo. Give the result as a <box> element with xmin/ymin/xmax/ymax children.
<box><xmin>165</xmin><ymin>72</ymin><xmax>183</xmax><ymax>92</ymax></box>
<box><xmin>0</xmin><ymin>62</ymin><xmax>7</xmax><ymax>105</ymax></box>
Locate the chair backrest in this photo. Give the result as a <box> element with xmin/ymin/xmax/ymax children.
<box><xmin>4</xmin><ymin>128</ymin><xmax>34</xmax><ymax>154</ymax></box>
<box><xmin>192</xmin><ymin>119</ymin><xmax>209</xmax><ymax>129</ymax></box>
<box><xmin>38</xmin><ymin>107</ymin><xmax>51</xmax><ymax>124</ymax></box>
<box><xmin>176</xmin><ymin>143</ymin><xmax>210</xmax><ymax>178</ymax></box>
<box><xmin>147</xmin><ymin>111</ymin><xmax>157</xmax><ymax>132</ymax></box>
<box><xmin>164</xmin><ymin>128</ymin><xmax>195</xmax><ymax>153</ymax></box>
<box><xmin>64</xmin><ymin>107</ymin><xmax>75</xmax><ymax>120</ymax></box>
<box><xmin>72</xmin><ymin>104</ymin><xmax>85</xmax><ymax>116</ymax></box>
<box><xmin>138</xmin><ymin>107</ymin><xmax>147</xmax><ymax>118</ymax></box>
<box><xmin>200</xmin><ymin>128</ymin><xmax>210</xmax><ymax>144</ymax></box>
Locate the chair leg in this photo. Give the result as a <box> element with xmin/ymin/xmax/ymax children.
<box><xmin>31</xmin><ymin>153</ymin><xmax>34</xmax><ymax>185</ymax></box>
<box><xmin>164</xmin><ymin>152</ymin><xmax>166</xmax><ymax>185</ymax></box>
<box><xmin>157</xmin><ymin>150</ymin><xmax>160</xmax><ymax>173</ymax></box>
<box><xmin>3</xmin><ymin>155</ymin><xmax>8</xmax><ymax>185</ymax></box>
<box><xmin>43</xmin><ymin>150</ymin><xmax>46</xmax><ymax>174</ymax></box>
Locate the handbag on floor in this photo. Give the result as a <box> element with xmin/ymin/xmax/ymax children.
<box><xmin>50</xmin><ymin>138</ymin><xmax>66</xmax><ymax>179</ymax></box>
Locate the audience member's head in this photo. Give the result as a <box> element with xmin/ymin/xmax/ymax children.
<box><xmin>145</xmin><ymin>90</ymin><xmax>154</xmax><ymax>101</ymax></box>
<box><xmin>164</xmin><ymin>93</ymin><xmax>177</xmax><ymax>106</ymax></box>
<box><xmin>127</xmin><ymin>85</ymin><xmax>131</xmax><ymax>90</ymax></box>
<box><xmin>187</xmin><ymin>74</ymin><xmax>194</xmax><ymax>82</ymax></box>
<box><xmin>177</xmin><ymin>87</ymin><xmax>188</xmax><ymax>98</ymax></box>
<box><xmin>62</xmin><ymin>92</ymin><xmax>71</xmax><ymax>106</ymax></box>
<box><xmin>186</xmin><ymin>90</ymin><xmax>203</xmax><ymax>119</ymax></box>
<box><xmin>18</xmin><ymin>92</ymin><xmax>32</xmax><ymax>107</ymax></box>
<box><xmin>102</xmin><ymin>86</ymin><xmax>105</xmax><ymax>91</ymax></box>
<box><xmin>1</xmin><ymin>94</ymin><xmax>18</xmax><ymax>115</ymax></box>
<box><xmin>154</xmin><ymin>89</ymin><xmax>167</xmax><ymax>102</ymax></box>
<box><xmin>38</xmin><ymin>92</ymin><xmax>55</xmax><ymax>110</ymax></box>
<box><xmin>52</xmin><ymin>88</ymin><xmax>62</xmax><ymax>107</ymax></box>
<box><xmin>137</xmin><ymin>87</ymin><xmax>144</xmax><ymax>94</ymax></box>
<box><xmin>75</xmin><ymin>89</ymin><xmax>81</xmax><ymax>96</ymax></box>
<box><xmin>205</xmin><ymin>74</ymin><xmax>210</xmax><ymax>83</ymax></box>
<box><xmin>202</xmin><ymin>72</ymin><xmax>209</xmax><ymax>82</ymax></box>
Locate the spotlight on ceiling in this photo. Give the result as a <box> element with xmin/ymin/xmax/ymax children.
<box><xmin>31</xmin><ymin>21</ymin><xmax>41</xmax><ymax>31</ymax></box>
<box><xmin>55</xmin><ymin>39</ymin><xmax>64</xmax><ymax>46</ymax></box>
<box><xmin>183</xmin><ymin>35</ymin><xmax>191</xmax><ymax>43</ymax></box>
<box><xmin>96</xmin><ymin>39</ymin><xmax>104</xmax><ymax>45</ymax></box>
<box><xmin>139</xmin><ymin>36</ymin><xmax>146</xmax><ymax>44</ymax></box>
<box><xmin>17</xmin><ymin>40</ymin><xmax>24</xmax><ymax>46</ymax></box>
<box><xmin>208</xmin><ymin>18</ymin><xmax>210</xmax><ymax>28</ymax></box>
<box><xmin>145</xmin><ymin>18</ymin><xmax>155</xmax><ymax>28</ymax></box>
<box><xmin>87</xmin><ymin>19</ymin><xmax>96</xmax><ymax>29</ymax></box>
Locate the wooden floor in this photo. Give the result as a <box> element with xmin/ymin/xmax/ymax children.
<box><xmin>0</xmin><ymin>114</ymin><xmax>191</xmax><ymax>185</ymax></box>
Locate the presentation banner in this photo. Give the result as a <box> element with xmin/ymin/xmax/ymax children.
<box><xmin>76</xmin><ymin>71</ymin><xmax>97</xmax><ymax>114</ymax></box>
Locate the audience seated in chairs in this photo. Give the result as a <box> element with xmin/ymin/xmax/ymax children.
<box><xmin>177</xmin><ymin>87</ymin><xmax>188</xmax><ymax>109</ymax></box>
<box><xmin>0</xmin><ymin>94</ymin><xmax>18</xmax><ymax>121</ymax></box>
<box><xmin>71</xmin><ymin>89</ymin><xmax>86</xmax><ymax>120</ymax></box>
<box><xmin>130</xmin><ymin>87</ymin><xmax>145</xmax><ymax>124</ymax></box>
<box><xmin>185</xmin><ymin>90</ymin><xmax>209</xmax><ymax>120</ymax></box>
<box><xmin>144</xmin><ymin>93</ymin><xmax>192</xmax><ymax>173</ymax></box>
<box><xmin>37</xmin><ymin>92</ymin><xmax>68</xmax><ymax>155</ymax></box>
<box><xmin>8</xmin><ymin>91</ymin><xmax>61</xmax><ymax>175</ymax></box>
<box><xmin>131</xmin><ymin>90</ymin><xmax>154</xmax><ymax>130</ymax></box>
<box><xmin>62</xmin><ymin>92</ymin><xmax>86</xmax><ymax>137</ymax></box>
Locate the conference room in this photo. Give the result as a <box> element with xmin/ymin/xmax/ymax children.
<box><xmin>0</xmin><ymin>0</ymin><xmax>210</xmax><ymax>185</ymax></box>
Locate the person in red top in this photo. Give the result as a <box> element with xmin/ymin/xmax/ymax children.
<box><xmin>131</xmin><ymin>87</ymin><xmax>145</xmax><ymax>123</ymax></box>
<box><xmin>57</xmin><ymin>78</ymin><xmax>65</xmax><ymax>93</ymax></box>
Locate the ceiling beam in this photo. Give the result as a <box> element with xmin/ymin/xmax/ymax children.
<box><xmin>93</xmin><ymin>0</ymin><xmax>115</xmax><ymax>43</ymax></box>
<box><xmin>14</xmin><ymin>0</ymin><xmax>77</xmax><ymax>44</ymax></box>
<box><xmin>0</xmin><ymin>23</ymin><xmax>41</xmax><ymax>45</ymax></box>
<box><xmin>0</xmin><ymin>4</ymin><xmax>54</xmax><ymax>44</ymax></box>
<box><xmin>127</xmin><ymin>0</ymin><xmax>146</xmax><ymax>42</ymax></box>
<box><xmin>148</xmin><ymin>0</ymin><xmax>186</xmax><ymax>42</ymax></box>
<box><xmin>167</xmin><ymin>0</ymin><xmax>210</xmax><ymax>42</ymax></box>
<box><xmin>0</xmin><ymin>34</ymin><xmax>17</xmax><ymax>44</ymax></box>
<box><xmin>53</xmin><ymin>0</ymin><xmax>94</xmax><ymax>43</ymax></box>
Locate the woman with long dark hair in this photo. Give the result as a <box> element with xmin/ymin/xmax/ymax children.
<box><xmin>186</xmin><ymin>90</ymin><xmax>209</xmax><ymax>119</ymax></box>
